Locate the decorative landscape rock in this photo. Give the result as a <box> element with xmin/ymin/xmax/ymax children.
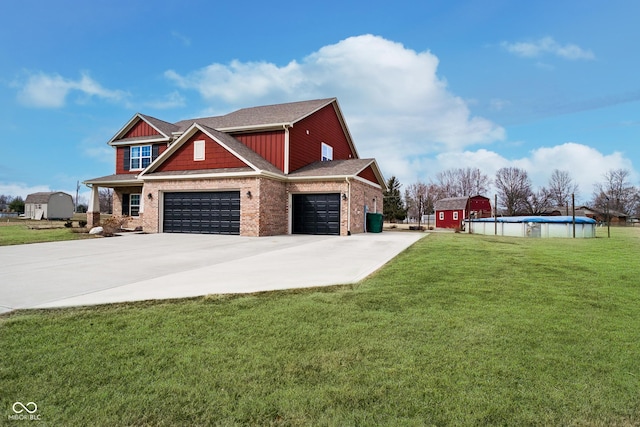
<box><xmin>89</xmin><ymin>226</ymin><xmax>104</xmax><ymax>235</ymax></box>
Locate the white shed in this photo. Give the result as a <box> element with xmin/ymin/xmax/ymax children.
<box><xmin>467</xmin><ymin>216</ymin><xmax>597</xmax><ymax>238</ymax></box>
<box><xmin>24</xmin><ymin>192</ymin><xmax>74</xmax><ymax>220</ymax></box>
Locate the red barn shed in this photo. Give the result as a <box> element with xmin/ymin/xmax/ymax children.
<box><xmin>435</xmin><ymin>195</ymin><xmax>492</xmax><ymax>229</ymax></box>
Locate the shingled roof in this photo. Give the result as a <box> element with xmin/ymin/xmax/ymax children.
<box><xmin>288</xmin><ymin>159</ymin><xmax>375</xmax><ymax>178</ymax></box>
<box><xmin>139</xmin><ymin>114</ymin><xmax>180</xmax><ymax>136</ymax></box>
<box><xmin>434</xmin><ymin>197</ymin><xmax>469</xmax><ymax>211</ymax></box>
<box><xmin>175</xmin><ymin>98</ymin><xmax>336</xmax><ymax>131</ymax></box>
<box><xmin>25</xmin><ymin>192</ymin><xmax>71</xmax><ymax>204</ymax></box>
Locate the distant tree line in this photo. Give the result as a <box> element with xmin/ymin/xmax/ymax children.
<box><xmin>384</xmin><ymin>167</ymin><xmax>640</xmax><ymax>222</ymax></box>
<box><xmin>0</xmin><ymin>195</ymin><xmax>25</xmax><ymax>214</ymax></box>
<box><xmin>0</xmin><ymin>188</ymin><xmax>113</xmax><ymax>215</ymax></box>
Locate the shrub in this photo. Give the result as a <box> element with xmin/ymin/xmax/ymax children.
<box><xmin>79</xmin><ymin>220</ymin><xmax>87</xmax><ymax>228</ymax></box>
<box><xmin>101</xmin><ymin>216</ymin><xmax>129</xmax><ymax>237</ymax></box>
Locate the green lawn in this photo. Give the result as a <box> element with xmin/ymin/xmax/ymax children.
<box><xmin>0</xmin><ymin>224</ymin><xmax>93</xmax><ymax>246</ymax></box>
<box><xmin>2</xmin><ymin>228</ymin><xmax>640</xmax><ymax>425</ymax></box>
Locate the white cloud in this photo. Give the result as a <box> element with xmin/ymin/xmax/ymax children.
<box><xmin>163</xmin><ymin>34</ymin><xmax>634</xmax><ymax>201</ymax></box>
<box><xmin>171</xmin><ymin>31</ymin><xmax>191</xmax><ymax>47</ymax></box>
<box><xmin>0</xmin><ymin>182</ymin><xmax>51</xmax><ymax>199</ymax></box>
<box><xmin>501</xmin><ymin>37</ymin><xmax>595</xmax><ymax>60</ymax></box>
<box><xmin>17</xmin><ymin>71</ymin><xmax>128</xmax><ymax>108</ymax></box>
<box><xmin>166</xmin><ymin>35</ymin><xmax>505</xmax><ymax>159</ymax></box>
<box><xmin>417</xmin><ymin>143</ymin><xmax>634</xmax><ymax>204</ymax></box>
<box><xmin>144</xmin><ymin>91</ymin><xmax>186</xmax><ymax>109</ymax></box>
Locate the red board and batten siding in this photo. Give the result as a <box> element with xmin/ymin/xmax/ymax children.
<box><xmin>122</xmin><ymin>120</ymin><xmax>161</xmax><ymax>139</ymax></box>
<box><xmin>357</xmin><ymin>165</ymin><xmax>381</xmax><ymax>186</ymax></box>
<box><xmin>234</xmin><ymin>131</ymin><xmax>285</xmax><ymax>171</ymax></box>
<box><xmin>155</xmin><ymin>131</ymin><xmax>247</xmax><ymax>172</ymax></box>
<box><xmin>469</xmin><ymin>196</ymin><xmax>492</xmax><ymax>218</ymax></box>
<box><xmin>289</xmin><ymin>104</ymin><xmax>356</xmax><ymax>172</ymax></box>
<box><xmin>115</xmin><ymin>145</ymin><xmax>168</xmax><ymax>174</ymax></box>
<box><xmin>436</xmin><ymin>210</ymin><xmax>465</xmax><ymax>229</ymax></box>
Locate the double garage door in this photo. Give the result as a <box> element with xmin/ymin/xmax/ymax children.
<box><xmin>162</xmin><ymin>191</ymin><xmax>340</xmax><ymax>236</ymax></box>
<box><xmin>163</xmin><ymin>191</ymin><xmax>240</xmax><ymax>235</ymax></box>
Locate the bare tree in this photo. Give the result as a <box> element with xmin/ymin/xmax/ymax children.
<box><xmin>459</xmin><ymin>167</ymin><xmax>492</xmax><ymax>197</ymax></box>
<box><xmin>0</xmin><ymin>194</ymin><xmax>10</xmax><ymax>211</ymax></box>
<box><xmin>524</xmin><ymin>187</ymin><xmax>552</xmax><ymax>215</ymax></box>
<box><xmin>591</xmin><ymin>169</ymin><xmax>637</xmax><ymax>215</ymax></box>
<box><xmin>495</xmin><ymin>167</ymin><xmax>532</xmax><ymax>216</ymax></box>
<box><xmin>548</xmin><ymin>169</ymin><xmax>579</xmax><ymax>208</ymax></box>
<box><xmin>405</xmin><ymin>181</ymin><xmax>439</xmax><ymax>228</ymax></box>
<box><xmin>99</xmin><ymin>188</ymin><xmax>113</xmax><ymax>214</ymax></box>
<box><xmin>435</xmin><ymin>169</ymin><xmax>460</xmax><ymax>198</ymax></box>
<box><xmin>435</xmin><ymin>167</ymin><xmax>491</xmax><ymax>198</ymax></box>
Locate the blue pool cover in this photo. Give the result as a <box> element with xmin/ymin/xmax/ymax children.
<box><xmin>469</xmin><ymin>216</ymin><xmax>596</xmax><ymax>224</ymax></box>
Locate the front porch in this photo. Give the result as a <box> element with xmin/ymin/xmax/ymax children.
<box><xmin>84</xmin><ymin>174</ymin><xmax>144</xmax><ymax>229</ymax></box>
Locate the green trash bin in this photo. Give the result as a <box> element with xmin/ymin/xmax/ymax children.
<box><xmin>366</xmin><ymin>212</ymin><xmax>384</xmax><ymax>233</ymax></box>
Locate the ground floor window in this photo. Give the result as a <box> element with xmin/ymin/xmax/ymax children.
<box><xmin>453</xmin><ymin>211</ymin><xmax>459</xmax><ymax>220</ymax></box>
<box><xmin>439</xmin><ymin>212</ymin><xmax>444</xmax><ymax>221</ymax></box>
<box><xmin>122</xmin><ymin>193</ymin><xmax>141</xmax><ymax>217</ymax></box>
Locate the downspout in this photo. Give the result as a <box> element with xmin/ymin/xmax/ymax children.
<box><xmin>283</xmin><ymin>125</ymin><xmax>290</xmax><ymax>174</ymax></box>
<box><xmin>346</xmin><ymin>177</ymin><xmax>352</xmax><ymax>235</ymax></box>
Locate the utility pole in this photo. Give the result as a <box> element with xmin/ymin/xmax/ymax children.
<box><xmin>75</xmin><ymin>180</ymin><xmax>80</xmax><ymax>212</ymax></box>
<box><xmin>572</xmin><ymin>193</ymin><xmax>575</xmax><ymax>238</ymax></box>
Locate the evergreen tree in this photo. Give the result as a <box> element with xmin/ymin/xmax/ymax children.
<box><xmin>9</xmin><ymin>196</ymin><xmax>25</xmax><ymax>214</ymax></box>
<box><xmin>383</xmin><ymin>176</ymin><xmax>406</xmax><ymax>222</ymax></box>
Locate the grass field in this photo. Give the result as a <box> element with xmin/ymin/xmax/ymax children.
<box><xmin>0</xmin><ymin>214</ymin><xmax>94</xmax><ymax>246</ymax></box>
<box><xmin>1</xmin><ymin>228</ymin><xmax>639</xmax><ymax>425</ymax></box>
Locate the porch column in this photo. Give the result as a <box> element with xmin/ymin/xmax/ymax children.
<box><xmin>87</xmin><ymin>185</ymin><xmax>101</xmax><ymax>228</ymax></box>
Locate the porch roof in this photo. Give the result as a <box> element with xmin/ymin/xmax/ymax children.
<box><xmin>83</xmin><ymin>174</ymin><xmax>141</xmax><ymax>187</ymax></box>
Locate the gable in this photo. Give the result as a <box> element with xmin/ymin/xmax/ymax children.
<box><xmin>288</xmin><ymin>103</ymin><xmax>357</xmax><ymax>172</ymax></box>
<box><xmin>154</xmin><ymin>130</ymin><xmax>248</xmax><ymax>172</ymax></box>
<box><xmin>122</xmin><ymin>120</ymin><xmax>162</xmax><ymax>139</ymax></box>
<box><xmin>357</xmin><ymin>165</ymin><xmax>381</xmax><ymax>186</ymax></box>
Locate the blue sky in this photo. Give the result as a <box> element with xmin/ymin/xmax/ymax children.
<box><xmin>1</xmin><ymin>0</ymin><xmax>638</xmax><ymax>205</ymax></box>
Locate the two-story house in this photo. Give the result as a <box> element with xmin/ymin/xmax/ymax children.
<box><xmin>84</xmin><ymin>98</ymin><xmax>385</xmax><ymax>236</ymax></box>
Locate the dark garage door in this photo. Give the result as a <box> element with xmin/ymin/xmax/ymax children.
<box><xmin>163</xmin><ymin>191</ymin><xmax>240</xmax><ymax>235</ymax></box>
<box><xmin>292</xmin><ymin>193</ymin><xmax>340</xmax><ymax>235</ymax></box>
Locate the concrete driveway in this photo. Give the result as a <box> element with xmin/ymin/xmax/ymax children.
<box><xmin>0</xmin><ymin>232</ymin><xmax>425</xmax><ymax>314</ymax></box>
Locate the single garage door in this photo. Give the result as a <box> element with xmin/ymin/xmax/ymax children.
<box><xmin>292</xmin><ymin>193</ymin><xmax>340</xmax><ymax>235</ymax></box>
<box><xmin>163</xmin><ymin>191</ymin><xmax>240</xmax><ymax>235</ymax></box>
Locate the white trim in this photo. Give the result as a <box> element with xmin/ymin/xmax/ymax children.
<box><xmin>284</xmin><ymin>126</ymin><xmax>290</xmax><ymax>175</ymax></box>
<box><xmin>107</xmin><ymin>113</ymin><xmax>173</xmax><ymax>146</ymax></box>
<box><xmin>129</xmin><ymin>193</ymin><xmax>141</xmax><ymax>217</ymax></box>
<box><xmin>129</xmin><ymin>145</ymin><xmax>153</xmax><ymax>171</ymax></box>
<box><xmin>352</xmin><ymin>175</ymin><xmax>383</xmax><ymax>189</ymax></box>
<box><xmin>193</xmin><ymin>140</ymin><xmax>205</xmax><ymax>161</ymax></box>
<box><xmin>321</xmin><ymin>142</ymin><xmax>333</xmax><ymax>161</ymax></box>
<box><xmin>109</xmin><ymin>137</ymin><xmax>170</xmax><ymax>146</ymax></box>
<box><xmin>286</xmin><ymin>174</ymin><xmax>382</xmax><ymax>189</ymax></box>
<box><xmin>139</xmin><ymin>123</ymin><xmax>263</xmax><ymax>177</ymax></box>
<box><xmin>141</xmin><ymin>171</ymin><xmax>260</xmax><ymax>181</ymax></box>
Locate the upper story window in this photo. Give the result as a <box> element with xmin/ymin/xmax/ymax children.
<box><xmin>321</xmin><ymin>143</ymin><xmax>333</xmax><ymax>161</ymax></box>
<box><xmin>131</xmin><ymin>145</ymin><xmax>152</xmax><ymax>170</ymax></box>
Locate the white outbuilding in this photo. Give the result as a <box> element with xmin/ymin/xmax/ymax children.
<box><xmin>467</xmin><ymin>216</ymin><xmax>597</xmax><ymax>238</ymax></box>
<box><xmin>24</xmin><ymin>192</ymin><xmax>74</xmax><ymax>220</ymax></box>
